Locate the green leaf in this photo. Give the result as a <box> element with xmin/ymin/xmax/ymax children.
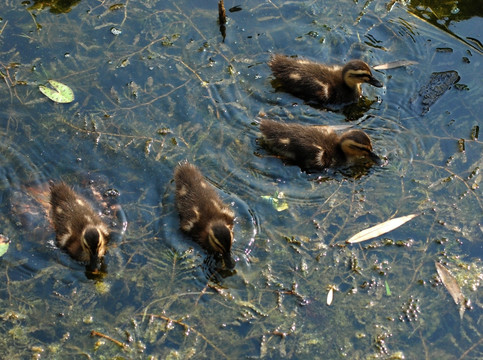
<box><xmin>39</xmin><ymin>80</ymin><xmax>75</xmax><ymax>103</ymax></box>
<box><xmin>385</xmin><ymin>280</ymin><xmax>392</xmax><ymax>296</ymax></box>
<box><xmin>0</xmin><ymin>235</ymin><xmax>10</xmax><ymax>257</ymax></box>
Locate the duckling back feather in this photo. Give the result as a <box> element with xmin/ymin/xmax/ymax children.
<box><xmin>269</xmin><ymin>54</ymin><xmax>382</xmax><ymax>105</ymax></box>
<box><xmin>50</xmin><ymin>182</ymin><xmax>109</xmax><ymax>266</ymax></box>
<box><xmin>260</xmin><ymin>119</ymin><xmax>379</xmax><ymax>170</ymax></box>
<box><xmin>174</xmin><ymin>163</ymin><xmax>235</xmax><ymax>266</ymax></box>
<box><xmin>260</xmin><ymin>119</ymin><xmax>341</xmax><ymax>170</ymax></box>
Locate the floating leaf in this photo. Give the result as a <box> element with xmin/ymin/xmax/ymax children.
<box><xmin>0</xmin><ymin>234</ymin><xmax>10</xmax><ymax>257</ymax></box>
<box><xmin>39</xmin><ymin>80</ymin><xmax>74</xmax><ymax>103</ymax></box>
<box><xmin>326</xmin><ymin>285</ymin><xmax>336</xmax><ymax>306</ymax></box>
<box><xmin>435</xmin><ymin>262</ymin><xmax>465</xmax><ymax>318</ymax></box>
<box><xmin>385</xmin><ymin>280</ymin><xmax>392</xmax><ymax>296</ymax></box>
<box><xmin>346</xmin><ymin>214</ymin><xmax>419</xmax><ymax>243</ymax></box>
<box><xmin>373</xmin><ymin>60</ymin><xmax>418</xmax><ymax>70</ymax></box>
<box><xmin>261</xmin><ymin>191</ymin><xmax>289</xmax><ymax>212</ymax></box>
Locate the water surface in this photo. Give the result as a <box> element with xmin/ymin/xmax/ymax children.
<box><xmin>0</xmin><ymin>0</ymin><xmax>481</xmax><ymax>358</ymax></box>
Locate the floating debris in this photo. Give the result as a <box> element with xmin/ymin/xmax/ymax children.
<box><xmin>111</xmin><ymin>27</ymin><xmax>122</xmax><ymax>36</ymax></box>
<box><xmin>326</xmin><ymin>285</ymin><xmax>337</xmax><ymax>306</ymax></box>
<box><xmin>39</xmin><ymin>80</ymin><xmax>74</xmax><ymax>103</ymax></box>
<box><xmin>385</xmin><ymin>280</ymin><xmax>392</xmax><ymax>296</ymax></box>
<box><xmin>373</xmin><ymin>60</ymin><xmax>418</xmax><ymax>70</ymax></box>
<box><xmin>109</xmin><ymin>4</ymin><xmax>125</xmax><ymax>11</ymax></box>
<box><xmin>435</xmin><ymin>262</ymin><xmax>466</xmax><ymax>319</ymax></box>
<box><xmin>218</xmin><ymin>0</ymin><xmax>227</xmax><ymax>42</ymax></box>
<box><xmin>261</xmin><ymin>191</ymin><xmax>289</xmax><ymax>212</ymax></box>
<box><xmin>0</xmin><ymin>234</ymin><xmax>9</xmax><ymax>257</ymax></box>
<box><xmin>346</xmin><ymin>214</ymin><xmax>419</xmax><ymax>244</ymax></box>
<box><xmin>218</xmin><ymin>0</ymin><xmax>226</xmax><ymax>25</ymax></box>
<box><xmin>412</xmin><ymin>71</ymin><xmax>460</xmax><ymax>115</ymax></box>
<box><xmin>229</xmin><ymin>5</ymin><xmax>242</xmax><ymax>12</ymax></box>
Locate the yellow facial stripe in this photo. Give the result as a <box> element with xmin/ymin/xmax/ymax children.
<box><xmin>347</xmin><ymin>69</ymin><xmax>371</xmax><ymax>77</ymax></box>
<box><xmin>208</xmin><ymin>232</ymin><xmax>225</xmax><ymax>253</ymax></box>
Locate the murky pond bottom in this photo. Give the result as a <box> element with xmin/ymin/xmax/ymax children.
<box><xmin>0</xmin><ymin>0</ymin><xmax>482</xmax><ymax>359</ymax></box>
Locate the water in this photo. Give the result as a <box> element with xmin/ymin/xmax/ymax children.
<box><xmin>0</xmin><ymin>0</ymin><xmax>482</xmax><ymax>358</ymax></box>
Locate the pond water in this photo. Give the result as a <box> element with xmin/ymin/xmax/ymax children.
<box><xmin>0</xmin><ymin>0</ymin><xmax>482</xmax><ymax>358</ymax></box>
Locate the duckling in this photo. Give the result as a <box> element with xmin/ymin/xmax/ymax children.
<box><xmin>269</xmin><ymin>54</ymin><xmax>383</xmax><ymax>106</ymax></box>
<box><xmin>174</xmin><ymin>162</ymin><xmax>235</xmax><ymax>269</ymax></box>
<box><xmin>259</xmin><ymin>119</ymin><xmax>380</xmax><ymax>171</ymax></box>
<box><xmin>50</xmin><ymin>182</ymin><xmax>109</xmax><ymax>272</ymax></box>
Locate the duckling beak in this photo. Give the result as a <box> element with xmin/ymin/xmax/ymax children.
<box><xmin>87</xmin><ymin>254</ymin><xmax>102</xmax><ymax>272</ymax></box>
<box><xmin>368</xmin><ymin>151</ymin><xmax>382</xmax><ymax>165</ymax></box>
<box><xmin>368</xmin><ymin>76</ymin><xmax>383</xmax><ymax>88</ymax></box>
<box><xmin>223</xmin><ymin>253</ymin><xmax>236</xmax><ymax>270</ymax></box>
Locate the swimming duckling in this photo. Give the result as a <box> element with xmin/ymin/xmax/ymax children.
<box><xmin>259</xmin><ymin>119</ymin><xmax>380</xmax><ymax>171</ymax></box>
<box><xmin>269</xmin><ymin>54</ymin><xmax>383</xmax><ymax>106</ymax></box>
<box><xmin>174</xmin><ymin>162</ymin><xmax>235</xmax><ymax>269</ymax></box>
<box><xmin>50</xmin><ymin>182</ymin><xmax>109</xmax><ymax>272</ymax></box>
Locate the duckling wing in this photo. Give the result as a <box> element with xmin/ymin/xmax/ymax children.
<box><xmin>174</xmin><ymin>163</ymin><xmax>234</xmax><ymax>236</ymax></box>
<box><xmin>269</xmin><ymin>55</ymin><xmax>340</xmax><ymax>103</ymax></box>
<box><xmin>260</xmin><ymin>120</ymin><xmax>336</xmax><ymax>170</ymax></box>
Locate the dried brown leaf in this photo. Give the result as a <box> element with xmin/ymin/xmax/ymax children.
<box><xmin>435</xmin><ymin>262</ymin><xmax>466</xmax><ymax>319</ymax></box>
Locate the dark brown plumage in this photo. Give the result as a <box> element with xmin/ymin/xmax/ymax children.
<box><xmin>174</xmin><ymin>162</ymin><xmax>235</xmax><ymax>269</ymax></box>
<box><xmin>269</xmin><ymin>54</ymin><xmax>383</xmax><ymax>106</ymax></box>
<box><xmin>50</xmin><ymin>182</ymin><xmax>109</xmax><ymax>272</ymax></box>
<box><xmin>259</xmin><ymin>119</ymin><xmax>380</xmax><ymax>171</ymax></box>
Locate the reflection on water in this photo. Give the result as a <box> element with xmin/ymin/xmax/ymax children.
<box><xmin>0</xmin><ymin>0</ymin><xmax>482</xmax><ymax>358</ymax></box>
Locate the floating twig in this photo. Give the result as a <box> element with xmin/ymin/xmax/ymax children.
<box><xmin>139</xmin><ymin>313</ymin><xmax>228</xmax><ymax>358</ymax></box>
<box><xmin>91</xmin><ymin>330</ymin><xmax>127</xmax><ymax>349</ymax></box>
<box><xmin>218</xmin><ymin>0</ymin><xmax>227</xmax><ymax>41</ymax></box>
<box><xmin>218</xmin><ymin>0</ymin><xmax>227</xmax><ymax>25</ymax></box>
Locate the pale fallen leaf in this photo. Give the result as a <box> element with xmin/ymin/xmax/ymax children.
<box><xmin>373</xmin><ymin>60</ymin><xmax>418</xmax><ymax>70</ymax></box>
<box><xmin>327</xmin><ymin>286</ymin><xmax>334</xmax><ymax>306</ymax></box>
<box><xmin>346</xmin><ymin>214</ymin><xmax>419</xmax><ymax>244</ymax></box>
<box><xmin>435</xmin><ymin>262</ymin><xmax>466</xmax><ymax>318</ymax></box>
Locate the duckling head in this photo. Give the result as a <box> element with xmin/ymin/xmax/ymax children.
<box><xmin>83</xmin><ymin>227</ymin><xmax>107</xmax><ymax>272</ymax></box>
<box><xmin>339</xmin><ymin>130</ymin><xmax>381</xmax><ymax>165</ymax></box>
<box><xmin>343</xmin><ymin>60</ymin><xmax>383</xmax><ymax>89</ymax></box>
<box><xmin>207</xmin><ymin>221</ymin><xmax>235</xmax><ymax>269</ymax></box>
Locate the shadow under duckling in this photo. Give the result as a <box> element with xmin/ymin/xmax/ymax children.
<box><xmin>268</xmin><ymin>54</ymin><xmax>383</xmax><ymax>106</ymax></box>
<box><xmin>50</xmin><ymin>182</ymin><xmax>110</xmax><ymax>272</ymax></box>
<box><xmin>259</xmin><ymin>119</ymin><xmax>381</xmax><ymax>172</ymax></box>
<box><xmin>174</xmin><ymin>162</ymin><xmax>235</xmax><ymax>269</ymax></box>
